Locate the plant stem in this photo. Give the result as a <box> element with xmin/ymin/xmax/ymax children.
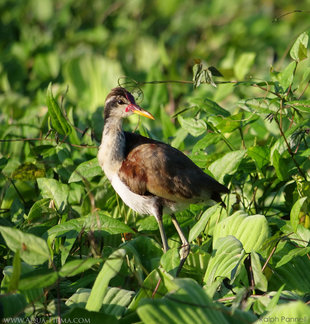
<box><xmin>274</xmin><ymin>116</ymin><xmax>308</xmax><ymax>181</ymax></box>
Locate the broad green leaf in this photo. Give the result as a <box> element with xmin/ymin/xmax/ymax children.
<box><xmin>160</xmin><ymin>106</ymin><xmax>176</xmax><ymax>139</ymax></box>
<box><xmin>63</xmin><ymin>54</ymin><xmax>123</xmax><ymax>112</ymax></box>
<box><xmin>203</xmin><ymin>98</ymin><xmax>230</xmax><ymax>116</ymax></box>
<box><xmin>171</xmin><ymin>128</ymin><xmax>188</xmax><ymax>149</ymax></box>
<box><xmin>247</xmin><ymin>146</ymin><xmax>270</xmax><ymax>170</ymax></box>
<box><xmin>86</xmin><ymin>248</ymin><xmax>126</xmax><ymax>312</ymax></box>
<box><xmin>290</xmin><ymin>197</ymin><xmax>307</xmax><ymax>232</ymax></box>
<box><xmin>234</xmin><ymin>52</ymin><xmax>255</xmax><ymax>79</ymax></box>
<box><xmin>37</xmin><ymin>178</ymin><xmax>69</xmax><ymax>213</ymax></box>
<box><xmin>47</xmin><ymin>212</ymin><xmax>134</xmax><ymax>245</ymax></box>
<box><xmin>27</xmin><ymin>198</ymin><xmax>54</xmax><ymax>222</ymax></box>
<box><xmin>255</xmin><ymin>301</ymin><xmax>310</xmax><ymax>324</ymax></box>
<box><xmin>271</xmin><ymin>149</ymin><xmax>288</xmax><ymax>181</ymax></box>
<box><xmin>18</xmin><ymin>269</ymin><xmax>58</xmax><ymax>290</ymax></box>
<box><xmin>286</xmin><ymin>99</ymin><xmax>310</xmax><ymax>113</ymax></box>
<box><xmin>189</xmin><ymin>97</ymin><xmax>230</xmax><ymax>117</ymax></box>
<box><xmin>0</xmin><ymin>294</ymin><xmax>27</xmax><ymax>319</ymax></box>
<box><xmin>47</xmin><ymin>219</ymin><xmax>82</xmax><ymax>244</ymax></box>
<box><xmin>66</xmin><ymin>288</ymin><xmax>91</xmax><ymax>308</ymax></box>
<box><xmin>178</xmin><ymin>116</ymin><xmax>207</xmax><ymax>137</ymax></box>
<box><xmin>238</xmin><ymin>98</ymin><xmax>280</xmax><ymax>114</ymax></box>
<box><xmin>63</xmin><ymin>307</ymin><xmax>118</xmax><ymax>324</ymax></box>
<box><xmin>209</xmin><ymin>150</ymin><xmax>245</xmax><ymax>182</ymax></box>
<box><xmin>275</xmin><ymin>246</ymin><xmax>310</xmax><ymax>268</ymax></box>
<box><xmin>265</xmin><ymin>285</ymin><xmax>285</xmax><ymax>312</ymax></box>
<box><xmin>137</xmin><ymin>278</ymin><xmax>229</xmax><ymax>324</ymax></box>
<box><xmin>213</xmin><ymin>212</ymin><xmax>269</xmax><ymax>252</ymax></box>
<box><xmin>59</xmin><ymin>258</ymin><xmax>100</xmax><ymax>277</ymax></box>
<box><xmin>192</xmin><ymin>133</ymin><xmax>221</xmax><ymax>153</ymax></box>
<box><xmin>251</xmin><ymin>252</ymin><xmax>268</xmax><ymax>291</ymax></box>
<box><xmin>60</xmin><ymin>230</ymin><xmax>80</xmax><ymax>265</ymax></box>
<box><xmin>8</xmin><ymin>250</ymin><xmax>21</xmax><ymax>292</ymax></box>
<box><xmin>66</xmin><ymin>287</ymin><xmax>134</xmax><ymax>317</ymax></box>
<box><xmin>2</xmin><ymin>263</ymin><xmax>43</xmax><ymax>303</ymax></box>
<box><xmin>0</xmin><ymin>226</ymin><xmax>50</xmax><ymax>265</ymax></box>
<box><xmin>128</xmin><ymin>269</ymin><xmax>169</xmax><ymax>311</ymax></box>
<box><xmin>188</xmin><ymin>204</ymin><xmax>221</xmax><ymax>242</ymax></box>
<box><xmin>46</xmin><ymin>83</ymin><xmax>72</xmax><ymax>135</ymax></box>
<box><xmin>290</xmin><ymin>32</ymin><xmax>309</xmax><ymax>62</ymax></box>
<box><xmin>69</xmin><ymin>158</ymin><xmax>103</xmax><ymax>183</ymax></box>
<box><xmin>278</xmin><ymin>61</ymin><xmax>296</xmax><ymax>91</ymax></box>
<box><xmin>204</xmin><ymin>236</ymin><xmax>244</xmax><ymax>285</ymax></box>
<box><xmin>160</xmin><ymin>247</ymin><xmax>180</xmax><ymax>274</ymax></box>
<box><xmin>269</xmin><ymin>243</ymin><xmax>310</xmax><ymax>293</ymax></box>
<box><xmin>101</xmin><ymin>287</ymin><xmax>135</xmax><ymax>317</ymax></box>
<box><xmin>123</xmin><ymin>236</ymin><xmax>162</xmax><ymax>275</ymax></box>
<box><xmin>82</xmin><ymin>211</ymin><xmax>134</xmax><ymax>234</ymax></box>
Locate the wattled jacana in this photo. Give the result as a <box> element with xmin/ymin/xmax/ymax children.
<box><xmin>98</xmin><ymin>87</ymin><xmax>229</xmax><ymax>274</ymax></box>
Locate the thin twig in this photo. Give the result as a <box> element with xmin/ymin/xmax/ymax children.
<box><xmin>273</xmin><ymin>116</ymin><xmax>308</xmax><ymax>181</ymax></box>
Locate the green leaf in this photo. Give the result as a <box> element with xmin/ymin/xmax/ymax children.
<box><xmin>279</xmin><ymin>61</ymin><xmax>296</xmax><ymax>91</ymax></box>
<box><xmin>101</xmin><ymin>287</ymin><xmax>135</xmax><ymax>317</ymax></box>
<box><xmin>275</xmin><ymin>246</ymin><xmax>310</xmax><ymax>268</ymax></box>
<box><xmin>238</xmin><ymin>98</ymin><xmax>280</xmax><ymax>114</ymax></box>
<box><xmin>160</xmin><ymin>247</ymin><xmax>180</xmax><ymax>275</ymax></box>
<box><xmin>204</xmin><ymin>236</ymin><xmax>245</xmax><ymax>285</ymax></box>
<box><xmin>234</xmin><ymin>52</ymin><xmax>255</xmax><ymax>79</ymax></box>
<box><xmin>188</xmin><ymin>204</ymin><xmax>221</xmax><ymax>242</ymax></box>
<box><xmin>63</xmin><ymin>55</ymin><xmax>123</xmax><ymax>112</ymax></box>
<box><xmin>0</xmin><ymin>226</ymin><xmax>50</xmax><ymax>265</ymax></box>
<box><xmin>251</xmin><ymin>251</ymin><xmax>268</xmax><ymax>291</ymax></box>
<box><xmin>258</xmin><ymin>301</ymin><xmax>310</xmax><ymax>323</ymax></box>
<box><xmin>47</xmin><ymin>212</ymin><xmax>134</xmax><ymax>247</ymax></box>
<box><xmin>178</xmin><ymin>116</ymin><xmax>207</xmax><ymax>137</ymax></box>
<box><xmin>63</xmin><ymin>307</ymin><xmax>118</xmax><ymax>324</ymax></box>
<box><xmin>66</xmin><ymin>287</ymin><xmax>134</xmax><ymax>317</ymax></box>
<box><xmin>203</xmin><ymin>98</ymin><xmax>230</xmax><ymax>116</ymax></box>
<box><xmin>37</xmin><ymin>178</ymin><xmax>69</xmax><ymax>213</ymax></box>
<box><xmin>0</xmin><ymin>294</ymin><xmax>27</xmax><ymax>319</ymax></box>
<box><xmin>192</xmin><ymin>133</ymin><xmax>221</xmax><ymax>153</ymax></box>
<box><xmin>27</xmin><ymin>198</ymin><xmax>53</xmax><ymax>222</ymax></box>
<box><xmin>290</xmin><ymin>32</ymin><xmax>309</xmax><ymax>62</ymax></box>
<box><xmin>213</xmin><ymin>212</ymin><xmax>269</xmax><ymax>253</ymax></box>
<box><xmin>290</xmin><ymin>197</ymin><xmax>307</xmax><ymax>232</ymax></box>
<box><xmin>137</xmin><ymin>278</ymin><xmax>229</xmax><ymax>324</ymax></box>
<box><xmin>209</xmin><ymin>150</ymin><xmax>245</xmax><ymax>182</ymax></box>
<box><xmin>8</xmin><ymin>250</ymin><xmax>21</xmax><ymax>292</ymax></box>
<box><xmin>271</xmin><ymin>149</ymin><xmax>288</xmax><ymax>181</ymax></box>
<box><xmin>69</xmin><ymin>158</ymin><xmax>103</xmax><ymax>183</ymax></box>
<box><xmin>59</xmin><ymin>258</ymin><xmax>100</xmax><ymax>277</ymax></box>
<box><xmin>247</xmin><ymin>146</ymin><xmax>270</xmax><ymax>170</ymax></box>
<box><xmin>46</xmin><ymin>82</ymin><xmax>72</xmax><ymax>135</ymax></box>
<box><xmin>286</xmin><ymin>99</ymin><xmax>310</xmax><ymax>113</ymax></box>
<box><xmin>86</xmin><ymin>248</ymin><xmax>126</xmax><ymax>312</ymax></box>
<box><xmin>18</xmin><ymin>269</ymin><xmax>58</xmax><ymax>290</ymax></box>
<box><xmin>82</xmin><ymin>211</ymin><xmax>135</xmax><ymax>234</ymax></box>
<box><xmin>160</xmin><ymin>106</ymin><xmax>176</xmax><ymax>139</ymax></box>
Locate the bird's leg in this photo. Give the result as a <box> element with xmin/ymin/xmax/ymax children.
<box><xmin>154</xmin><ymin>204</ymin><xmax>169</xmax><ymax>253</ymax></box>
<box><xmin>170</xmin><ymin>214</ymin><xmax>190</xmax><ymax>276</ymax></box>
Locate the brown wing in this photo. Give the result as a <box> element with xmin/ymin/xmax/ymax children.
<box><xmin>118</xmin><ymin>132</ymin><xmax>228</xmax><ymax>203</ymax></box>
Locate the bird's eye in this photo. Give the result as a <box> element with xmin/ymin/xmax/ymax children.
<box><xmin>117</xmin><ymin>100</ymin><xmax>124</xmax><ymax>105</ymax></box>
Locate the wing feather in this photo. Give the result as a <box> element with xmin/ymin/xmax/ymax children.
<box><xmin>118</xmin><ymin>132</ymin><xmax>228</xmax><ymax>203</ymax></box>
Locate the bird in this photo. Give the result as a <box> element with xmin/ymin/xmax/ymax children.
<box><xmin>98</xmin><ymin>87</ymin><xmax>229</xmax><ymax>275</ymax></box>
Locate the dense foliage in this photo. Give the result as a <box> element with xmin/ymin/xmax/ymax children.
<box><xmin>0</xmin><ymin>0</ymin><xmax>309</xmax><ymax>323</ymax></box>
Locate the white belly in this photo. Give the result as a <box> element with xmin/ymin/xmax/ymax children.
<box><xmin>110</xmin><ymin>174</ymin><xmax>189</xmax><ymax>217</ymax></box>
<box><xmin>111</xmin><ymin>174</ymin><xmax>158</xmax><ymax>215</ymax></box>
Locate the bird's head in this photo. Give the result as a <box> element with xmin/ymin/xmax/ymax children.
<box><xmin>104</xmin><ymin>87</ymin><xmax>154</xmax><ymax>121</ymax></box>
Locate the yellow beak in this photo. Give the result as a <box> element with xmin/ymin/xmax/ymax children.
<box><xmin>132</xmin><ymin>105</ymin><xmax>155</xmax><ymax>120</ymax></box>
